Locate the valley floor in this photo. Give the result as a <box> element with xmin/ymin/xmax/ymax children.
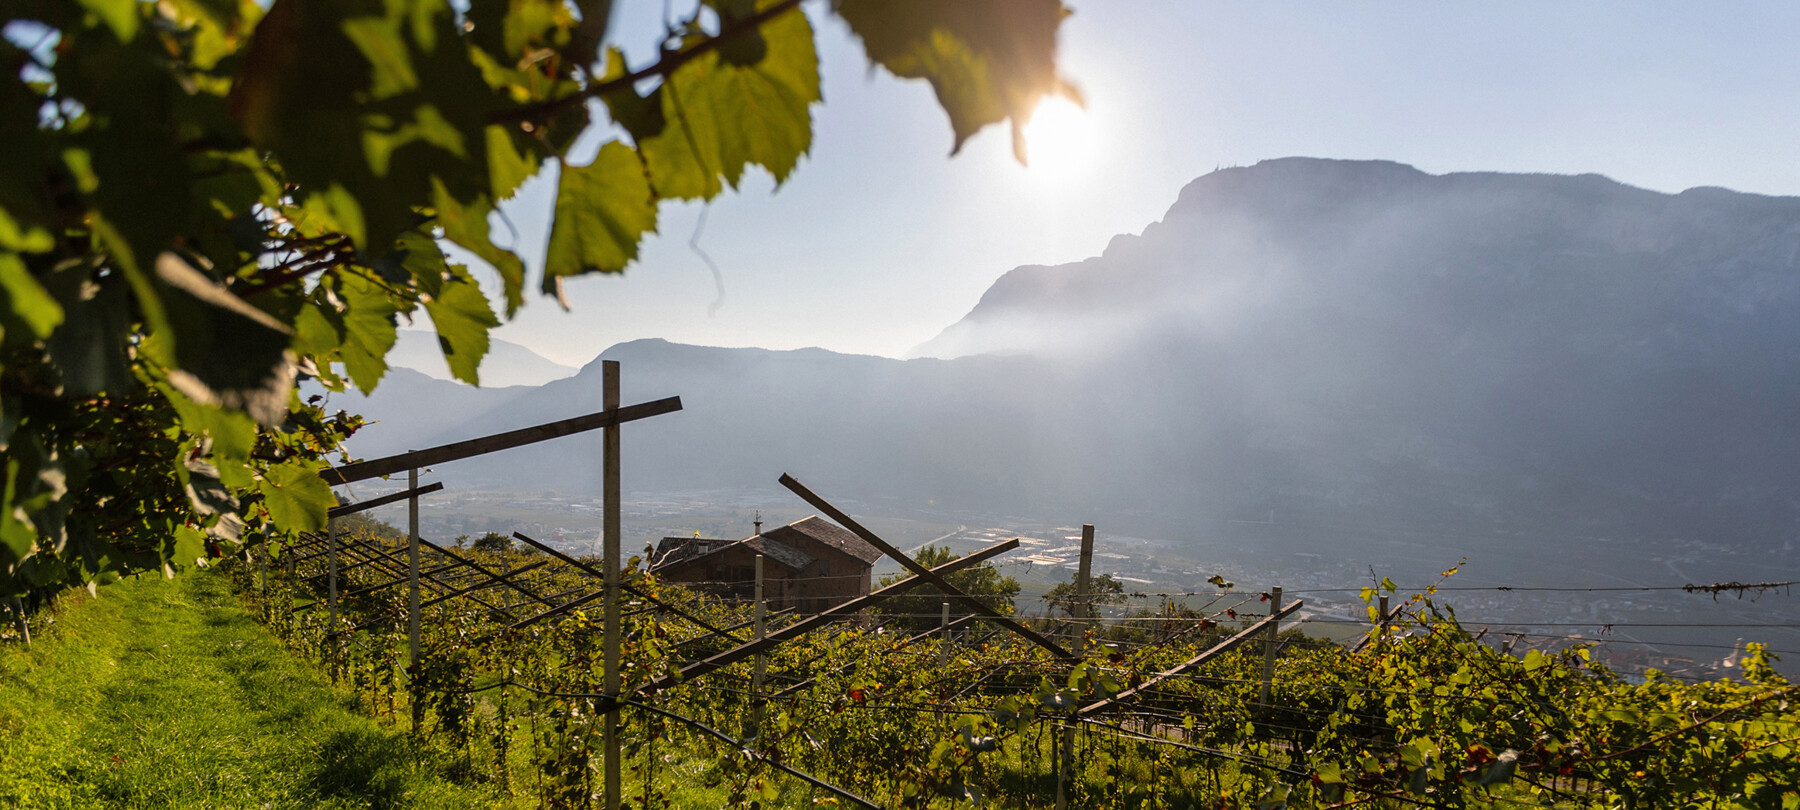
<box><xmin>0</xmin><ymin>569</ymin><xmax>502</xmax><ymax>809</ymax></box>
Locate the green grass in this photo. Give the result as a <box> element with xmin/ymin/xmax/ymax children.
<box><xmin>0</xmin><ymin>569</ymin><xmax>504</xmax><ymax>809</ymax></box>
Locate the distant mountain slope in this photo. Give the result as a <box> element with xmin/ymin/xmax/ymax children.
<box><xmin>385</xmin><ymin>329</ymin><xmax>577</xmax><ymax>388</ymax></box>
<box><xmin>339</xmin><ymin>159</ymin><xmax>1800</xmax><ymax>552</ymax></box>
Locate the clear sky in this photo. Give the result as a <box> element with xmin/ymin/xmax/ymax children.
<box><xmin>462</xmin><ymin>0</ymin><xmax>1800</xmax><ymax>367</ymax></box>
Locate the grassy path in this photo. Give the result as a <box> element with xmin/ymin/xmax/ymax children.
<box><xmin>0</xmin><ymin>570</ymin><xmax>501</xmax><ymax>809</ymax></box>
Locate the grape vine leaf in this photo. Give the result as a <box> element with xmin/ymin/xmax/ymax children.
<box><xmin>229</xmin><ymin>0</ymin><xmax>497</xmax><ymax>255</ymax></box>
<box><xmin>421</xmin><ymin>264</ymin><xmax>499</xmax><ymax>385</ymax></box>
<box><xmin>256</xmin><ymin>459</ymin><xmax>332</xmax><ymax>534</ymax></box>
<box><xmin>153</xmin><ymin>253</ymin><xmax>295</xmax><ymax>426</ymax></box>
<box><xmin>542</xmin><ymin>141</ymin><xmax>658</xmax><ymax>296</ymax></box>
<box><xmin>41</xmin><ymin>266</ymin><xmax>134</xmax><ymax>396</ymax></box>
<box><xmin>833</xmin><ymin>0</ymin><xmax>1075</xmax><ymax>162</ymax></box>
<box><xmin>0</xmin><ymin>253</ymin><xmax>62</xmax><ymax>343</ymax></box>
<box><xmin>618</xmin><ymin>0</ymin><xmax>820</xmax><ymax>200</ymax></box>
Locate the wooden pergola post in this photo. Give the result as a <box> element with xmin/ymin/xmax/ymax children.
<box><xmin>407</xmin><ymin>466</ymin><xmax>421</xmax><ymax>669</ymax></box>
<box><xmin>602</xmin><ymin>360</ymin><xmax>622</xmax><ymax>810</ymax></box>
<box><xmin>326</xmin><ymin>517</ymin><xmax>339</xmax><ymax>629</ymax></box>
<box><xmin>1258</xmin><ymin>586</ymin><xmax>1283</xmax><ymax>705</ymax></box>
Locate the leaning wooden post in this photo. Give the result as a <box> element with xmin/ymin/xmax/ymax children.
<box><xmin>1076</xmin><ymin>524</ymin><xmax>1095</xmax><ymax>622</ymax></box>
<box><xmin>8</xmin><ymin>596</ymin><xmax>28</xmax><ymax>647</ymax></box>
<box><xmin>407</xmin><ymin>466</ymin><xmax>421</xmax><ymax>668</ymax></box>
<box><xmin>1257</xmin><ymin>586</ymin><xmax>1283</xmax><ymax>706</ymax></box>
<box><xmin>751</xmin><ymin>553</ymin><xmax>767</xmax><ymax>743</ymax></box>
<box><xmin>602</xmin><ymin>359</ymin><xmax>622</xmax><ymax>810</ymax></box>
<box><xmin>327</xmin><ymin>516</ymin><xmax>340</xmax><ymax>629</ymax></box>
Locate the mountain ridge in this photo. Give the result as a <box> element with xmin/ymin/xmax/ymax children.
<box><xmin>337</xmin><ymin>158</ymin><xmax>1800</xmax><ymax>553</ymax></box>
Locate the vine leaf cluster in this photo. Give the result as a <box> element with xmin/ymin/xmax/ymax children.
<box><xmin>0</xmin><ymin>0</ymin><xmax>1077</xmax><ymax>599</ymax></box>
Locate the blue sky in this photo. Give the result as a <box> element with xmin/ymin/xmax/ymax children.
<box><xmin>465</xmin><ymin>0</ymin><xmax>1800</xmax><ymax>367</ymax></box>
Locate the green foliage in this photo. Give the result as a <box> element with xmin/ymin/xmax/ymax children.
<box><xmin>470</xmin><ymin>531</ymin><xmax>512</xmax><ymax>553</ymax></box>
<box><xmin>871</xmin><ymin>544</ymin><xmax>1020</xmax><ymax>632</ymax></box>
<box><xmin>0</xmin><ymin>0</ymin><xmax>1078</xmax><ymax>601</ymax></box>
<box><xmin>1044</xmin><ymin>572</ymin><xmax>1126</xmax><ymax>618</ymax></box>
<box><xmin>245</xmin><ymin>548</ymin><xmax>1800</xmax><ymax>809</ymax></box>
<box><xmin>0</xmin><ymin>569</ymin><xmax>501</xmax><ymax>807</ymax></box>
<box><xmin>337</xmin><ymin>512</ymin><xmax>405</xmax><ymax>542</ymax></box>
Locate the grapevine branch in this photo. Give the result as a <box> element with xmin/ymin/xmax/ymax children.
<box><xmin>489</xmin><ymin>0</ymin><xmax>807</xmax><ymax>126</ymax></box>
<box><xmin>1579</xmin><ymin>684</ymin><xmax>1799</xmax><ymax>764</ymax></box>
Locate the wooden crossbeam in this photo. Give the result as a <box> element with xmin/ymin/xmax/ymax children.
<box><xmin>423</xmin><ymin>560</ymin><xmax>552</xmax><ymax>609</ymax></box>
<box><xmin>779</xmin><ymin>473</ymin><xmax>1074</xmax><ymax>660</ymax></box>
<box><xmin>319</xmin><ymin>398</ymin><xmax>682</xmax><ymax>485</ymax></box>
<box><xmin>417</xmin><ymin>537</ymin><xmax>559</xmax><ymax>609</ymax></box>
<box><xmin>631</xmin><ymin>538</ymin><xmax>1021</xmax><ymax>702</ymax></box>
<box><xmin>1351</xmin><ymin>601</ymin><xmax>1406</xmax><ymax>654</ymax></box>
<box><xmin>300</xmin><ymin>536</ymin><xmax>421</xmax><ymax>586</ymax></box>
<box><xmin>326</xmin><ymin>482</ymin><xmax>444</xmax><ymax>518</ymax></box>
<box><xmin>772</xmin><ymin>614</ymin><xmax>979</xmax><ymax>699</ymax></box>
<box><xmin>325</xmin><ymin>562</ymin><xmax>461</xmax><ymax>602</ymax></box>
<box><xmin>510</xmin><ymin>532</ymin><xmax>742</xmax><ymax>643</ymax></box>
<box><xmin>1075</xmin><ymin>600</ymin><xmax>1303</xmax><ymax>718</ymax></box>
<box><xmin>674</xmin><ymin>608</ymin><xmax>795</xmax><ymax>648</ymax></box>
<box><xmin>507</xmin><ymin>586</ymin><xmax>607</xmax><ymax>630</ymax></box>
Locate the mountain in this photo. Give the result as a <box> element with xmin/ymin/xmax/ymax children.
<box><xmin>384</xmin><ymin>329</ymin><xmax>577</xmax><ymax>388</ymax></box>
<box><xmin>337</xmin><ymin>159</ymin><xmax>1800</xmax><ymax>552</ymax></box>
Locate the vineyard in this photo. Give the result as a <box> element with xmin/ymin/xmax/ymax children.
<box><xmin>227</xmin><ymin>486</ymin><xmax>1798</xmax><ymax>809</ymax></box>
<box><xmin>3</xmin><ymin>2</ymin><xmax>1798</xmax><ymax>807</ymax></box>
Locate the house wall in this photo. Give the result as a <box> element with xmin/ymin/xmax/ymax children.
<box><xmin>656</xmin><ymin>542</ymin><xmax>871</xmax><ymax>613</ymax></box>
<box><xmin>781</xmin><ymin>536</ymin><xmax>873</xmax><ymax>612</ymax></box>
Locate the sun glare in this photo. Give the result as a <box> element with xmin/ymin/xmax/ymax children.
<box><xmin>1021</xmin><ymin>96</ymin><xmax>1095</xmax><ymax>179</ymax></box>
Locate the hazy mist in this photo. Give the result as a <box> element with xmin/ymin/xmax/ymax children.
<box><xmin>335</xmin><ymin>159</ymin><xmax>1800</xmax><ymax>557</ymax></box>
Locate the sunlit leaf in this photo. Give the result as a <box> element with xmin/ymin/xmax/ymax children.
<box><xmin>542</xmin><ymin>141</ymin><xmax>657</xmax><ymax>296</ymax></box>
<box><xmin>0</xmin><ymin>253</ymin><xmax>63</xmax><ymax>344</ymax></box>
<box><xmin>256</xmin><ymin>459</ymin><xmax>332</xmax><ymax>534</ymax></box>
<box><xmin>335</xmin><ymin>270</ymin><xmax>403</xmax><ymax>391</ymax></box>
<box><xmin>77</xmin><ymin>0</ymin><xmax>141</xmax><ymax>43</ymax></box>
<box><xmin>620</xmin><ymin>1</ymin><xmax>819</xmax><ymax>199</ymax></box>
<box><xmin>422</xmin><ymin>263</ymin><xmax>499</xmax><ymax>385</ymax></box>
<box><xmin>433</xmin><ymin>180</ymin><xmax>527</xmax><ymax>317</ymax></box>
<box><xmin>833</xmin><ymin>0</ymin><xmax>1075</xmax><ymax>162</ymax></box>
<box><xmin>230</xmin><ymin>0</ymin><xmax>498</xmax><ymax>254</ymax></box>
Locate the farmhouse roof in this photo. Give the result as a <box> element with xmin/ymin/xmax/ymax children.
<box><xmin>739</xmin><ymin>535</ymin><xmax>817</xmax><ymax>571</ymax></box>
<box><xmin>759</xmin><ymin>515</ymin><xmax>882</xmax><ymax>565</ymax></box>
<box><xmin>650</xmin><ymin>534</ymin><xmax>815</xmax><ymax>573</ymax></box>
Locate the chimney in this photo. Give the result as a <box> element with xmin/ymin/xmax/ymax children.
<box><xmin>753</xmin><ymin>510</ymin><xmax>762</xmax><ymax>536</ymax></box>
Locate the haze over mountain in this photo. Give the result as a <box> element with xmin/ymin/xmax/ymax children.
<box><xmin>384</xmin><ymin>330</ymin><xmax>577</xmax><ymax>388</ymax></box>
<box><xmin>337</xmin><ymin>159</ymin><xmax>1800</xmax><ymax>554</ymax></box>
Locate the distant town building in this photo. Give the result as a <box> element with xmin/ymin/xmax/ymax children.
<box><xmin>650</xmin><ymin>516</ymin><xmax>882</xmax><ymax>612</ymax></box>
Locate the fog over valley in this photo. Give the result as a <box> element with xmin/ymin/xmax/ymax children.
<box><xmin>339</xmin><ymin>159</ymin><xmax>1800</xmax><ymax>559</ymax></box>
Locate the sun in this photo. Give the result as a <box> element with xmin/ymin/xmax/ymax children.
<box><xmin>1020</xmin><ymin>96</ymin><xmax>1095</xmax><ymax>178</ymax></box>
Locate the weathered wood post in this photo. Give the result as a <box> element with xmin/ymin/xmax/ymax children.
<box><xmin>1376</xmin><ymin>594</ymin><xmax>1390</xmax><ymax>653</ymax></box>
<box><xmin>1056</xmin><ymin>720</ymin><xmax>1074</xmax><ymax>810</ymax></box>
<box><xmin>751</xmin><ymin>553</ymin><xmax>767</xmax><ymax>743</ymax></box>
<box><xmin>1076</xmin><ymin>523</ymin><xmax>1095</xmax><ymax>622</ymax></box>
<box><xmin>408</xmin><ymin>466</ymin><xmax>421</xmax><ymax>667</ymax></box>
<box><xmin>939</xmin><ymin>600</ymin><xmax>950</xmax><ymax>668</ymax></box>
<box><xmin>1060</xmin><ymin>516</ymin><xmax>1089</xmax><ymax>810</ymax></box>
<box><xmin>327</xmin><ymin>516</ymin><xmax>339</xmax><ymax>629</ymax></box>
<box><xmin>8</xmin><ymin>596</ymin><xmax>27</xmax><ymax>646</ymax></box>
<box><xmin>602</xmin><ymin>359</ymin><xmax>622</xmax><ymax>810</ymax></box>
<box><xmin>1258</xmin><ymin>586</ymin><xmax>1283</xmax><ymax>705</ymax></box>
